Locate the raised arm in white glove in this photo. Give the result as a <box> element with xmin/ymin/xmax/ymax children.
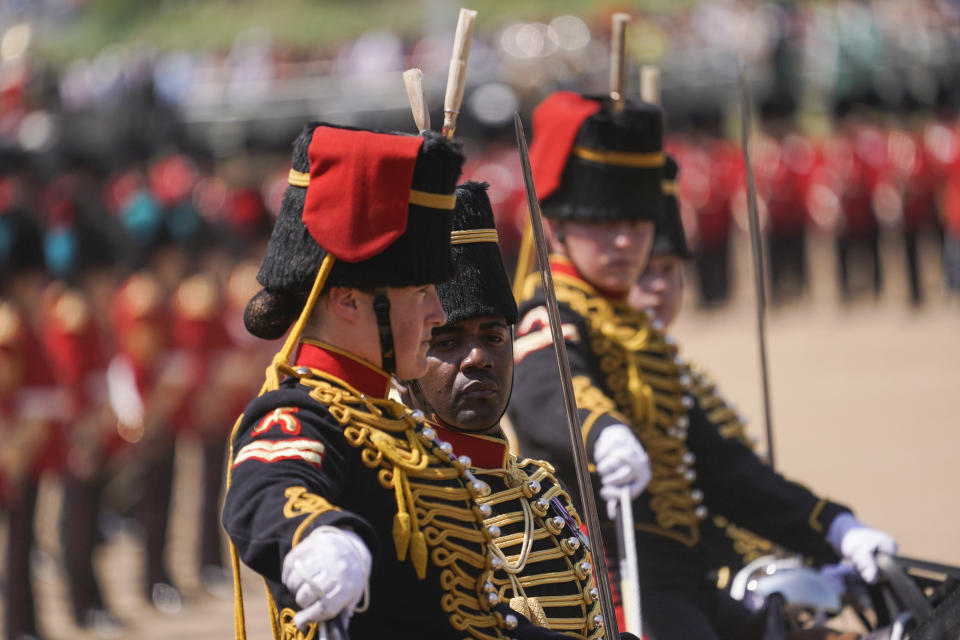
<box><xmin>593</xmin><ymin>424</ymin><xmax>652</xmax><ymax>520</ymax></box>
<box><xmin>827</xmin><ymin>513</ymin><xmax>898</xmax><ymax>584</ymax></box>
<box><xmin>281</xmin><ymin>525</ymin><xmax>373</xmax><ymax>631</ymax></box>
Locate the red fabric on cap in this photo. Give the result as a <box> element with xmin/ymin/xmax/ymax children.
<box><xmin>302</xmin><ymin>126</ymin><xmax>424</xmax><ymax>263</ymax></box>
<box><xmin>530</xmin><ymin>92</ymin><xmax>601</xmax><ymax>201</ymax></box>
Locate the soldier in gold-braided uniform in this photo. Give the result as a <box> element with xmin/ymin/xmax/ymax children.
<box><xmin>508</xmin><ymin>93</ymin><xmax>896</xmax><ymax>640</ymax></box>
<box><xmin>627</xmin><ymin>151</ymin><xmax>899</xmax><ymax>637</ymax></box>
<box><xmin>401</xmin><ymin>182</ymin><xmax>636</xmax><ymax>640</ymax></box>
<box><xmin>222</xmin><ymin>123</ymin><xmax>586</xmax><ymax>640</ymax></box>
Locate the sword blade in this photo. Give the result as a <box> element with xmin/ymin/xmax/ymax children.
<box><xmin>618</xmin><ymin>488</ymin><xmax>642</xmax><ymax>635</ymax></box>
<box><xmin>737</xmin><ymin>66</ymin><xmax>776</xmax><ymax>470</ymax></box>
<box><xmin>514</xmin><ymin>112</ymin><xmax>620</xmax><ymax>637</ymax></box>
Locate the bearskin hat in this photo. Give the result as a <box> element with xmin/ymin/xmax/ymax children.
<box><xmin>529</xmin><ymin>92</ymin><xmax>664</xmax><ymax>222</ymax></box>
<box><xmin>436</xmin><ymin>182</ymin><xmax>518</xmax><ymax>327</ymax></box>
<box><xmin>651</xmin><ymin>155</ymin><xmax>690</xmax><ymax>259</ymax></box>
<box><xmin>245</xmin><ymin>122</ymin><xmax>464</xmax><ymax>340</ymax></box>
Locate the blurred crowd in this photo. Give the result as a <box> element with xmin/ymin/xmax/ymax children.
<box><xmin>4</xmin><ymin>0</ymin><xmax>960</xmax><ymax>637</ymax></box>
<box><xmin>1</xmin><ymin>141</ymin><xmax>277</xmax><ymax>638</ymax></box>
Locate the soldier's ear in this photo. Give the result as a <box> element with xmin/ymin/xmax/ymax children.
<box><xmin>326</xmin><ymin>286</ymin><xmax>363</xmax><ymax>322</ymax></box>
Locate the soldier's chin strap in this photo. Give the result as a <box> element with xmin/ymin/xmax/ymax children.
<box><xmin>372</xmin><ymin>288</ymin><xmax>396</xmax><ymax>374</ymax></box>
<box><xmin>407</xmin><ymin>379</ymin><xmax>437</xmax><ymax>417</ymax></box>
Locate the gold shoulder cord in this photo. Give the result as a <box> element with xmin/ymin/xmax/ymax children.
<box><xmin>551</xmin><ymin>280</ymin><xmax>703</xmax><ymax>546</ymax></box>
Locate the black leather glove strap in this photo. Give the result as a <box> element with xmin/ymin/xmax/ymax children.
<box><xmin>372</xmin><ymin>288</ymin><xmax>395</xmax><ymax>374</ymax></box>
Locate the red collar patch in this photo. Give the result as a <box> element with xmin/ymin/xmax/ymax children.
<box><xmin>294</xmin><ymin>340</ymin><xmax>391</xmax><ymax>398</ymax></box>
<box><xmin>433</xmin><ymin>423</ymin><xmax>509</xmax><ymax>470</ymax></box>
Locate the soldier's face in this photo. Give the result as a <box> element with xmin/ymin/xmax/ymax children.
<box><xmin>555</xmin><ymin>220</ymin><xmax>655</xmax><ymax>294</ymax></box>
<box><xmin>630</xmin><ymin>253</ymin><xmax>685</xmax><ymax>328</ymax></box>
<box><xmin>418</xmin><ymin>316</ymin><xmax>513</xmax><ymax>433</ymax></box>
<box><xmin>387</xmin><ymin>285</ymin><xmax>448</xmax><ymax>381</ymax></box>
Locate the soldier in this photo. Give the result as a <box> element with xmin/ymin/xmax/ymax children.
<box><xmin>110</xmin><ymin>170</ymin><xmax>211</xmax><ymax>611</ymax></box>
<box><xmin>508</xmin><ymin>92</ymin><xmax>897</xmax><ymax>640</ymax></box>
<box><xmin>753</xmin><ymin>106</ymin><xmax>816</xmax><ymax>305</ymax></box>
<box><xmin>0</xmin><ymin>190</ymin><xmax>62</xmax><ymax>640</ymax></box>
<box><xmin>41</xmin><ymin>174</ymin><xmax>127</xmax><ymax>633</ymax></box>
<box><xmin>680</xmin><ymin>109</ymin><xmax>741</xmax><ymax>308</ymax></box>
<box><xmin>827</xmin><ymin>106</ymin><xmax>885</xmax><ymax>302</ymax></box>
<box><xmin>222</xmin><ymin>122</ymin><xmax>573</xmax><ymax>639</ymax></box>
<box><xmin>399</xmin><ymin>181</ymin><xmax>623</xmax><ymax>639</ymax></box>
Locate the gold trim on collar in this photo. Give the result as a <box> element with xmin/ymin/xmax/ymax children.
<box><xmin>662</xmin><ymin>180</ymin><xmax>678</xmax><ymax>196</ymax></box>
<box><xmin>288</xmin><ymin>171</ymin><xmax>455</xmax><ymax>211</ymax></box>
<box><xmin>572</xmin><ymin>146</ymin><xmax>665</xmax><ymax>168</ymax></box>
<box><xmin>408</xmin><ymin>189</ymin><xmax>456</xmax><ymax>210</ymax></box>
<box><xmin>450</xmin><ymin>229</ymin><xmax>498</xmax><ymax>245</ymax></box>
<box><xmin>288</xmin><ymin>169</ymin><xmax>310</xmax><ymax>187</ymax></box>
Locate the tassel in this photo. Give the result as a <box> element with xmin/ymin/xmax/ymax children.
<box><xmin>509</xmin><ymin>596</ymin><xmax>532</xmax><ymax>620</ymax></box>
<box><xmin>393</xmin><ymin>512</ymin><xmax>411</xmax><ymax>561</ymax></box>
<box><xmin>410</xmin><ymin>530</ymin><xmax>428</xmax><ymax>579</ymax></box>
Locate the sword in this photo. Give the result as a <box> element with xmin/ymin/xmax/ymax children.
<box><xmin>616</xmin><ymin>487</ymin><xmax>642</xmax><ymax>635</ymax></box>
<box><xmin>737</xmin><ymin>65</ymin><xmax>776</xmax><ymax>469</ymax></box>
<box><xmin>514</xmin><ymin>112</ymin><xmax>620</xmax><ymax>638</ymax></box>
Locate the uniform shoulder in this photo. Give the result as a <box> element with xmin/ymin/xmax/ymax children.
<box><xmin>516</xmin><ymin>457</ymin><xmax>557</xmax><ymax>475</ymax></box>
<box><xmin>236</xmin><ymin>381</ymin><xmax>338</xmax><ymax>436</ymax></box>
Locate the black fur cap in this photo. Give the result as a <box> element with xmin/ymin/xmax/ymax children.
<box><xmin>543</xmin><ymin>96</ymin><xmax>664</xmax><ymax>223</ymax></box>
<box><xmin>245</xmin><ymin>122</ymin><xmax>464</xmax><ymax>340</ymax></box>
<box><xmin>437</xmin><ymin>182</ymin><xmax>518</xmax><ymax>327</ymax></box>
<box><xmin>651</xmin><ymin>155</ymin><xmax>690</xmax><ymax>259</ymax></box>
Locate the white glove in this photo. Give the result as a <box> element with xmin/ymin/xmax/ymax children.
<box><xmin>281</xmin><ymin>526</ymin><xmax>373</xmax><ymax>631</ymax></box>
<box><xmin>593</xmin><ymin>424</ymin><xmax>652</xmax><ymax>520</ymax></box>
<box><xmin>828</xmin><ymin>513</ymin><xmax>898</xmax><ymax>583</ymax></box>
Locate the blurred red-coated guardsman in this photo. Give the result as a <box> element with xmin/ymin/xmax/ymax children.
<box><xmin>0</xmin><ymin>147</ymin><xmax>65</xmax><ymax>640</ymax></box>
<box><xmin>40</xmin><ymin>168</ymin><xmax>129</xmax><ymax>633</ymax></box>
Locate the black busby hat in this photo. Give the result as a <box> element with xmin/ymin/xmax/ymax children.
<box><xmin>651</xmin><ymin>155</ymin><xmax>690</xmax><ymax>259</ymax></box>
<box><xmin>245</xmin><ymin>122</ymin><xmax>464</xmax><ymax>340</ymax></box>
<box><xmin>529</xmin><ymin>91</ymin><xmax>664</xmax><ymax>222</ymax></box>
<box><xmin>0</xmin><ymin>207</ymin><xmax>45</xmax><ymax>282</ymax></box>
<box><xmin>437</xmin><ymin>182</ymin><xmax>518</xmax><ymax>327</ymax></box>
<box><xmin>45</xmin><ymin>213</ymin><xmax>127</xmax><ymax>283</ymax></box>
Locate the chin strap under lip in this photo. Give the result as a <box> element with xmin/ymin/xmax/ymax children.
<box><xmin>372</xmin><ymin>288</ymin><xmax>396</xmax><ymax>375</ymax></box>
